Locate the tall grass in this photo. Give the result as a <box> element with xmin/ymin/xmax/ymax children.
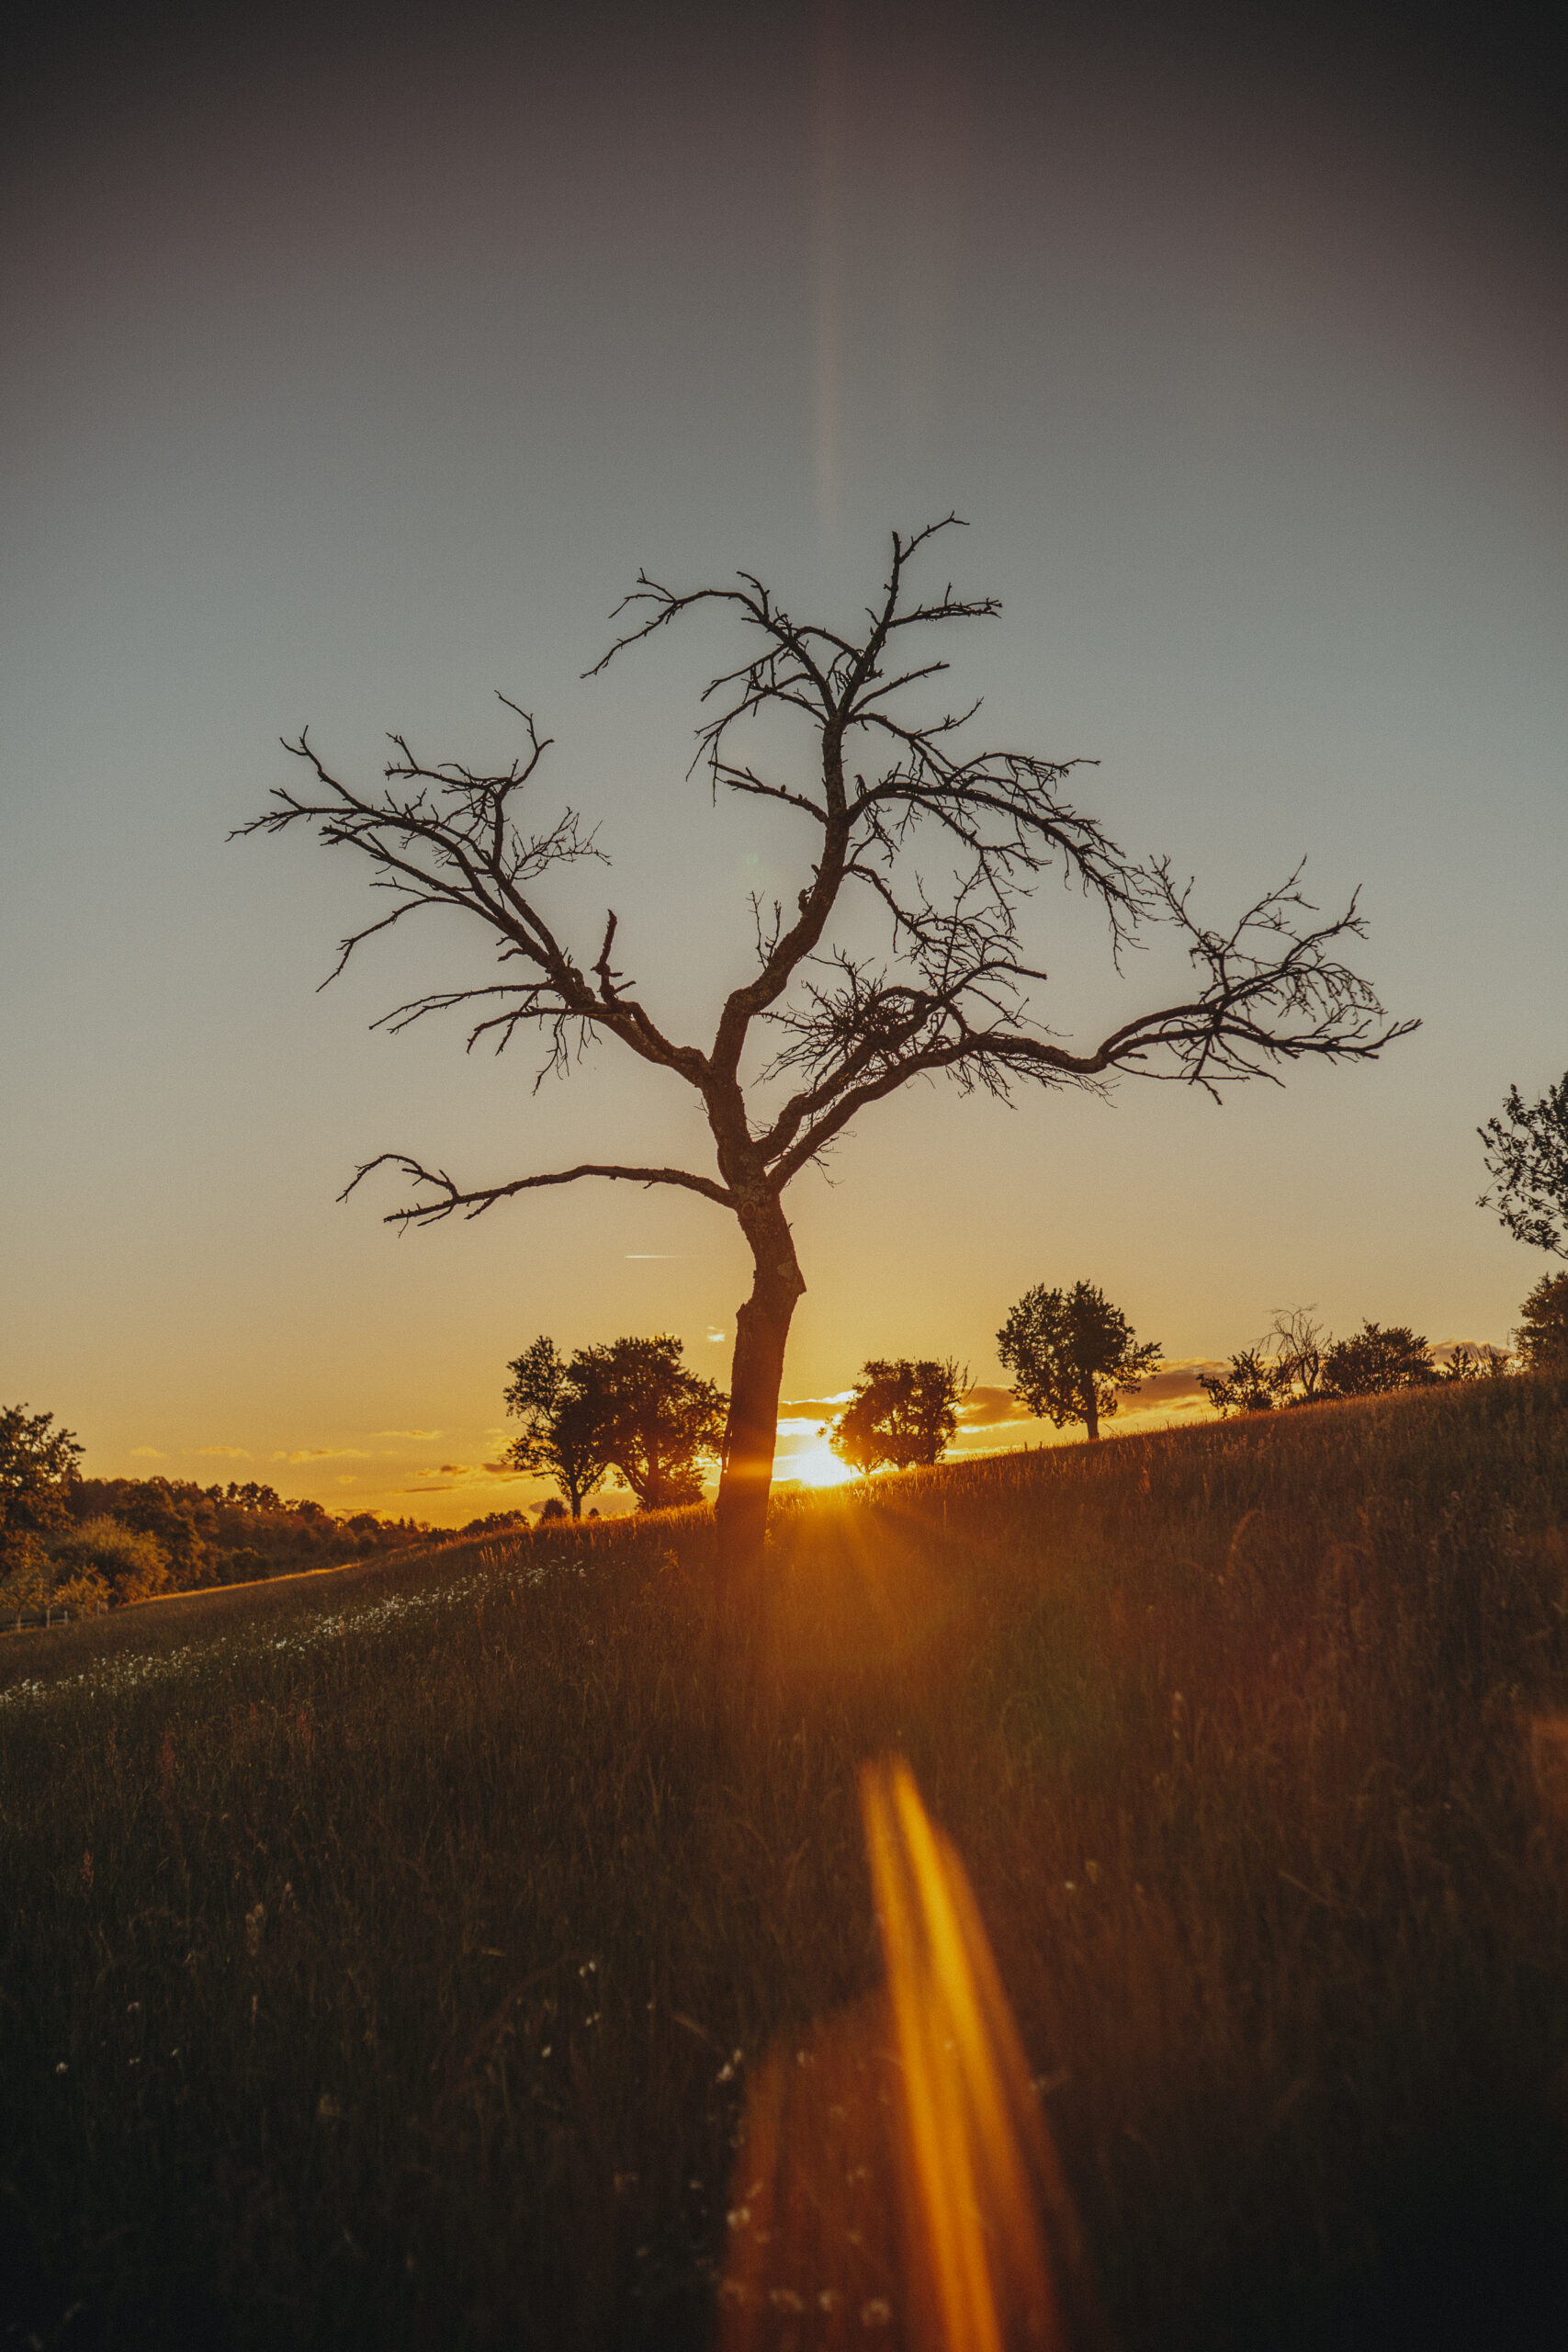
<box><xmin>3</xmin><ymin>1375</ymin><xmax>1566</xmax><ymax>2350</ymax></box>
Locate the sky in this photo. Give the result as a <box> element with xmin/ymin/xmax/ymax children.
<box><xmin>3</xmin><ymin>1</ymin><xmax>1565</xmax><ymax>1523</ymax></box>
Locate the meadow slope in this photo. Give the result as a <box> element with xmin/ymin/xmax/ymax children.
<box><xmin>3</xmin><ymin>1375</ymin><xmax>1567</xmax><ymax>2351</ymax></box>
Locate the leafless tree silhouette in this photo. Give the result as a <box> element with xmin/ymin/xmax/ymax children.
<box><xmin>239</xmin><ymin>520</ymin><xmax>1416</xmax><ymax>1623</ymax></box>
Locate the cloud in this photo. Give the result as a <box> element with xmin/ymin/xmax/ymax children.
<box><xmin>401</xmin><ymin>1483</ymin><xmax>456</xmax><ymax>1494</ymax></box>
<box><xmin>482</xmin><ymin>1462</ymin><xmax>527</xmax><ymax>1479</ymax></box>
<box><xmin>436</xmin><ymin>1464</ymin><xmax>471</xmax><ymax>1476</ymax></box>
<box><xmin>272</xmin><ymin>1448</ymin><xmax>372</xmax><ymax>1464</ymax></box>
<box><xmin>129</xmin><ymin>1445</ymin><xmax>164</xmax><ymax>1459</ymax></box>
<box><xmin>196</xmin><ymin>1444</ymin><xmax>250</xmax><ymax>1459</ymax></box>
<box><xmin>779</xmin><ymin>1392</ymin><xmax>857</xmax><ymax>1419</ymax></box>
<box><xmin>1127</xmin><ymin>1362</ymin><xmax>1226</xmax><ymax>1407</ymax></box>
<box><xmin>706</xmin><ymin>1329</ymin><xmax>728</xmax><ymax>1343</ymax></box>
<box><xmin>957</xmin><ymin>1385</ymin><xmax>1033</xmax><ymax>1426</ymax></box>
<box><xmin>375</xmin><ymin>1429</ymin><xmax>442</xmax><ymax>1441</ymax></box>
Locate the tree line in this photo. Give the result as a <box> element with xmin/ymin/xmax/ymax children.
<box><xmin>7</xmin><ymin>1069</ymin><xmax>1563</xmax><ymax>1596</ymax></box>
<box><xmin>506</xmin><ymin>1254</ymin><xmax>1568</xmax><ymax>1520</ymax></box>
<box><xmin>0</xmin><ymin>1445</ymin><xmax>449</xmax><ymax>1619</ymax></box>
<box><xmin>461</xmin><ymin>1078</ymin><xmax>1568</xmax><ymax>1513</ymax></box>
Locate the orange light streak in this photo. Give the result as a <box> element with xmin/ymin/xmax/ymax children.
<box><xmin>719</xmin><ymin>1757</ymin><xmax>1107</xmax><ymax>2350</ymax></box>
<box><xmin>861</xmin><ymin>1758</ymin><xmax>1066</xmax><ymax>2352</ymax></box>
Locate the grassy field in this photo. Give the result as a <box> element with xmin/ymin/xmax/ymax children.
<box><xmin>3</xmin><ymin>1375</ymin><xmax>1567</xmax><ymax>2351</ymax></box>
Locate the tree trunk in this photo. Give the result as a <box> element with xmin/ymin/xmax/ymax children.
<box><xmin>715</xmin><ymin>1194</ymin><xmax>805</xmax><ymax>1639</ymax></box>
<box><xmin>1084</xmin><ymin>1386</ymin><xmax>1100</xmax><ymax>1442</ymax></box>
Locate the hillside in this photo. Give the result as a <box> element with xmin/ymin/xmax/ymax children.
<box><xmin>4</xmin><ymin>1375</ymin><xmax>1567</xmax><ymax>2350</ymax></box>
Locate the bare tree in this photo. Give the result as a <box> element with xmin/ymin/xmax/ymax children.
<box><xmin>1265</xmin><ymin>1305</ymin><xmax>1328</xmax><ymax>1402</ymax></box>
<box><xmin>238</xmin><ymin>520</ymin><xmax>1415</xmax><ymax>1624</ymax></box>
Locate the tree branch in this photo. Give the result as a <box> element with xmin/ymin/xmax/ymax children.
<box><xmin>340</xmin><ymin>1153</ymin><xmax>734</xmax><ymax>1226</ymax></box>
<box><xmin>233</xmin><ymin>705</ymin><xmax>713</xmax><ymax>1094</ymax></box>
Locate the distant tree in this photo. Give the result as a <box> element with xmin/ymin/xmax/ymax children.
<box><xmin>1479</xmin><ymin>1072</ymin><xmax>1568</xmax><ymax>1258</ymax></box>
<box><xmin>75</xmin><ymin>1476</ymin><xmax>221</xmax><ymax>1583</ymax></box>
<box><xmin>1516</xmin><ymin>1272</ymin><xmax>1568</xmax><ymax>1374</ymax></box>
<box><xmin>998</xmin><ymin>1283</ymin><xmax>1161</xmax><ymax>1442</ymax></box>
<box><xmin>51</xmin><ymin>1517</ymin><xmax>171</xmax><ymax>1606</ymax></box>
<box><xmin>536</xmin><ymin>1497</ymin><xmax>570</xmax><ymax>1523</ymax></box>
<box><xmin>829</xmin><ymin>1359</ymin><xmax>966</xmax><ymax>1475</ymax></box>
<box><xmin>1201</xmin><ymin>1308</ymin><xmax>1330</xmax><ymax>1414</ymax></box>
<box><xmin>1438</xmin><ymin>1343</ymin><xmax>1511</xmax><ymax>1382</ymax></box>
<box><xmin>243</xmin><ymin>521</ymin><xmax>1413</xmax><ymax>1627</ymax></box>
<box><xmin>457</xmin><ymin>1510</ymin><xmax>531</xmax><ymax>1538</ymax></box>
<box><xmin>1200</xmin><ymin>1350</ymin><xmax>1287</xmax><ymax>1416</ymax></box>
<box><xmin>0</xmin><ymin>1405</ymin><xmax>83</xmax><ymax>1569</ymax></box>
<box><xmin>577</xmin><ymin>1335</ymin><xmax>728</xmax><ymax>1511</ymax></box>
<box><xmin>0</xmin><ymin>1537</ymin><xmax>51</xmax><ymax>1620</ymax></box>
<box><xmin>503</xmin><ymin>1335</ymin><xmax>612</xmax><ymax>1520</ymax></box>
<box><xmin>1319</xmin><ymin>1321</ymin><xmax>1436</xmax><ymax>1398</ymax></box>
<box><xmin>219</xmin><ymin>1480</ymin><xmax>287</xmax><ymax>1512</ymax></box>
<box><xmin>1265</xmin><ymin>1306</ymin><xmax>1328</xmax><ymax>1403</ymax></box>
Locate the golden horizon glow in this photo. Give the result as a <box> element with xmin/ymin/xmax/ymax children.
<box><xmin>778</xmin><ymin>1437</ymin><xmax>857</xmax><ymax>1490</ymax></box>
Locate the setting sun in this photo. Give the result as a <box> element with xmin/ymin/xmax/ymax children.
<box><xmin>780</xmin><ymin>1437</ymin><xmax>856</xmax><ymax>1489</ymax></box>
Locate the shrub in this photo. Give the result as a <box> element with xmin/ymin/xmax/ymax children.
<box><xmin>1319</xmin><ymin>1319</ymin><xmax>1436</xmax><ymax>1397</ymax></box>
<box><xmin>50</xmin><ymin>1516</ymin><xmax>171</xmax><ymax>1604</ymax></box>
<box><xmin>1517</xmin><ymin>1272</ymin><xmax>1568</xmax><ymax>1374</ymax></box>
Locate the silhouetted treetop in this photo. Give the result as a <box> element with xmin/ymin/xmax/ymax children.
<box><xmin>1516</xmin><ymin>1272</ymin><xmax>1568</xmax><ymax>1372</ymax></box>
<box><xmin>1480</xmin><ymin>1073</ymin><xmax>1568</xmax><ymax>1259</ymax></box>
<box><xmin>1319</xmin><ymin>1321</ymin><xmax>1436</xmax><ymax>1398</ymax></box>
<box><xmin>0</xmin><ymin>1405</ymin><xmax>83</xmax><ymax>1566</ymax></box>
<box><xmin>504</xmin><ymin>1335</ymin><xmax>612</xmax><ymax>1521</ymax></box>
<box><xmin>828</xmin><ymin>1359</ymin><xmax>965</xmax><ymax>1476</ymax></box>
<box><xmin>998</xmin><ymin>1283</ymin><xmax>1160</xmax><ymax>1443</ymax></box>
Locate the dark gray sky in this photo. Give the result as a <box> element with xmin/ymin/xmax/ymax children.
<box><xmin>4</xmin><ymin>1</ymin><xmax>1565</xmax><ymax>1517</ymax></box>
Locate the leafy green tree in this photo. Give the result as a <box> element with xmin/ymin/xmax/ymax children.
<box><xmin>74</xmin><ymin>1475</ymin><xmax>219</xmax><ymax>1585</ymax></box>
<box><xmin>1319</xmin><ymin>1321</ymin><xmax>1436</xmax><ymax>1397</ymax></box>
<box><xmin>51</xmin><ymin>1517</ymin><xmax>171</xmax><ymax>1605</ymax></box>
<box><xmin>1479</xmin><ymin>1073</ymin><xmax>1568</xmax><ymax>1258</ymax></box>
<box><xmin>998</xmin><ymin>1283</ymin><xmax>1161</xmax><ymax>1442</ymax></box>
<box><xmin>829</xmin><ymin>1359</ymin><xmax>966</xmax><ymax>1474</ymax></box>
<box><xmin>0</xmin><ymin>1405</ymin><xmax>83</xmax><ymax>1569</ymax></box>
<box><xmin>1516</xmin><ymin>1272</ymin><xmax>1568</xmax><ymax>1374</ymax></box>
<box><xmin>1200</xmin><ymin>1349</ymin><xmax>1288</xmax><ymax>1416</ymax></box>
<box><xmin>503</xmin><ymin>1335</ymin><xmax>612</xmax><ymax>1520</ymax></box>
<box><xmin>0</xmin><ymin>1537</ymin><xmax>53</xmax><ymax>1620</ymax></box>
<box><xmin>575</xmin><ymin>1335</ymin><xmax>728</xmax><ymax>1511</ymax></box>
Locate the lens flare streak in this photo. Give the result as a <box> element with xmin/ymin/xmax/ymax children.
<box><xmin>862</xmin><ymin>1758</ymin><xmax>1067</xmax><ymax>2352</ymax></box>
<box><xmin>720</xmin><ymin>1757</ymin><xmax>1105</xmax><ymax>2350</ymax></box>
